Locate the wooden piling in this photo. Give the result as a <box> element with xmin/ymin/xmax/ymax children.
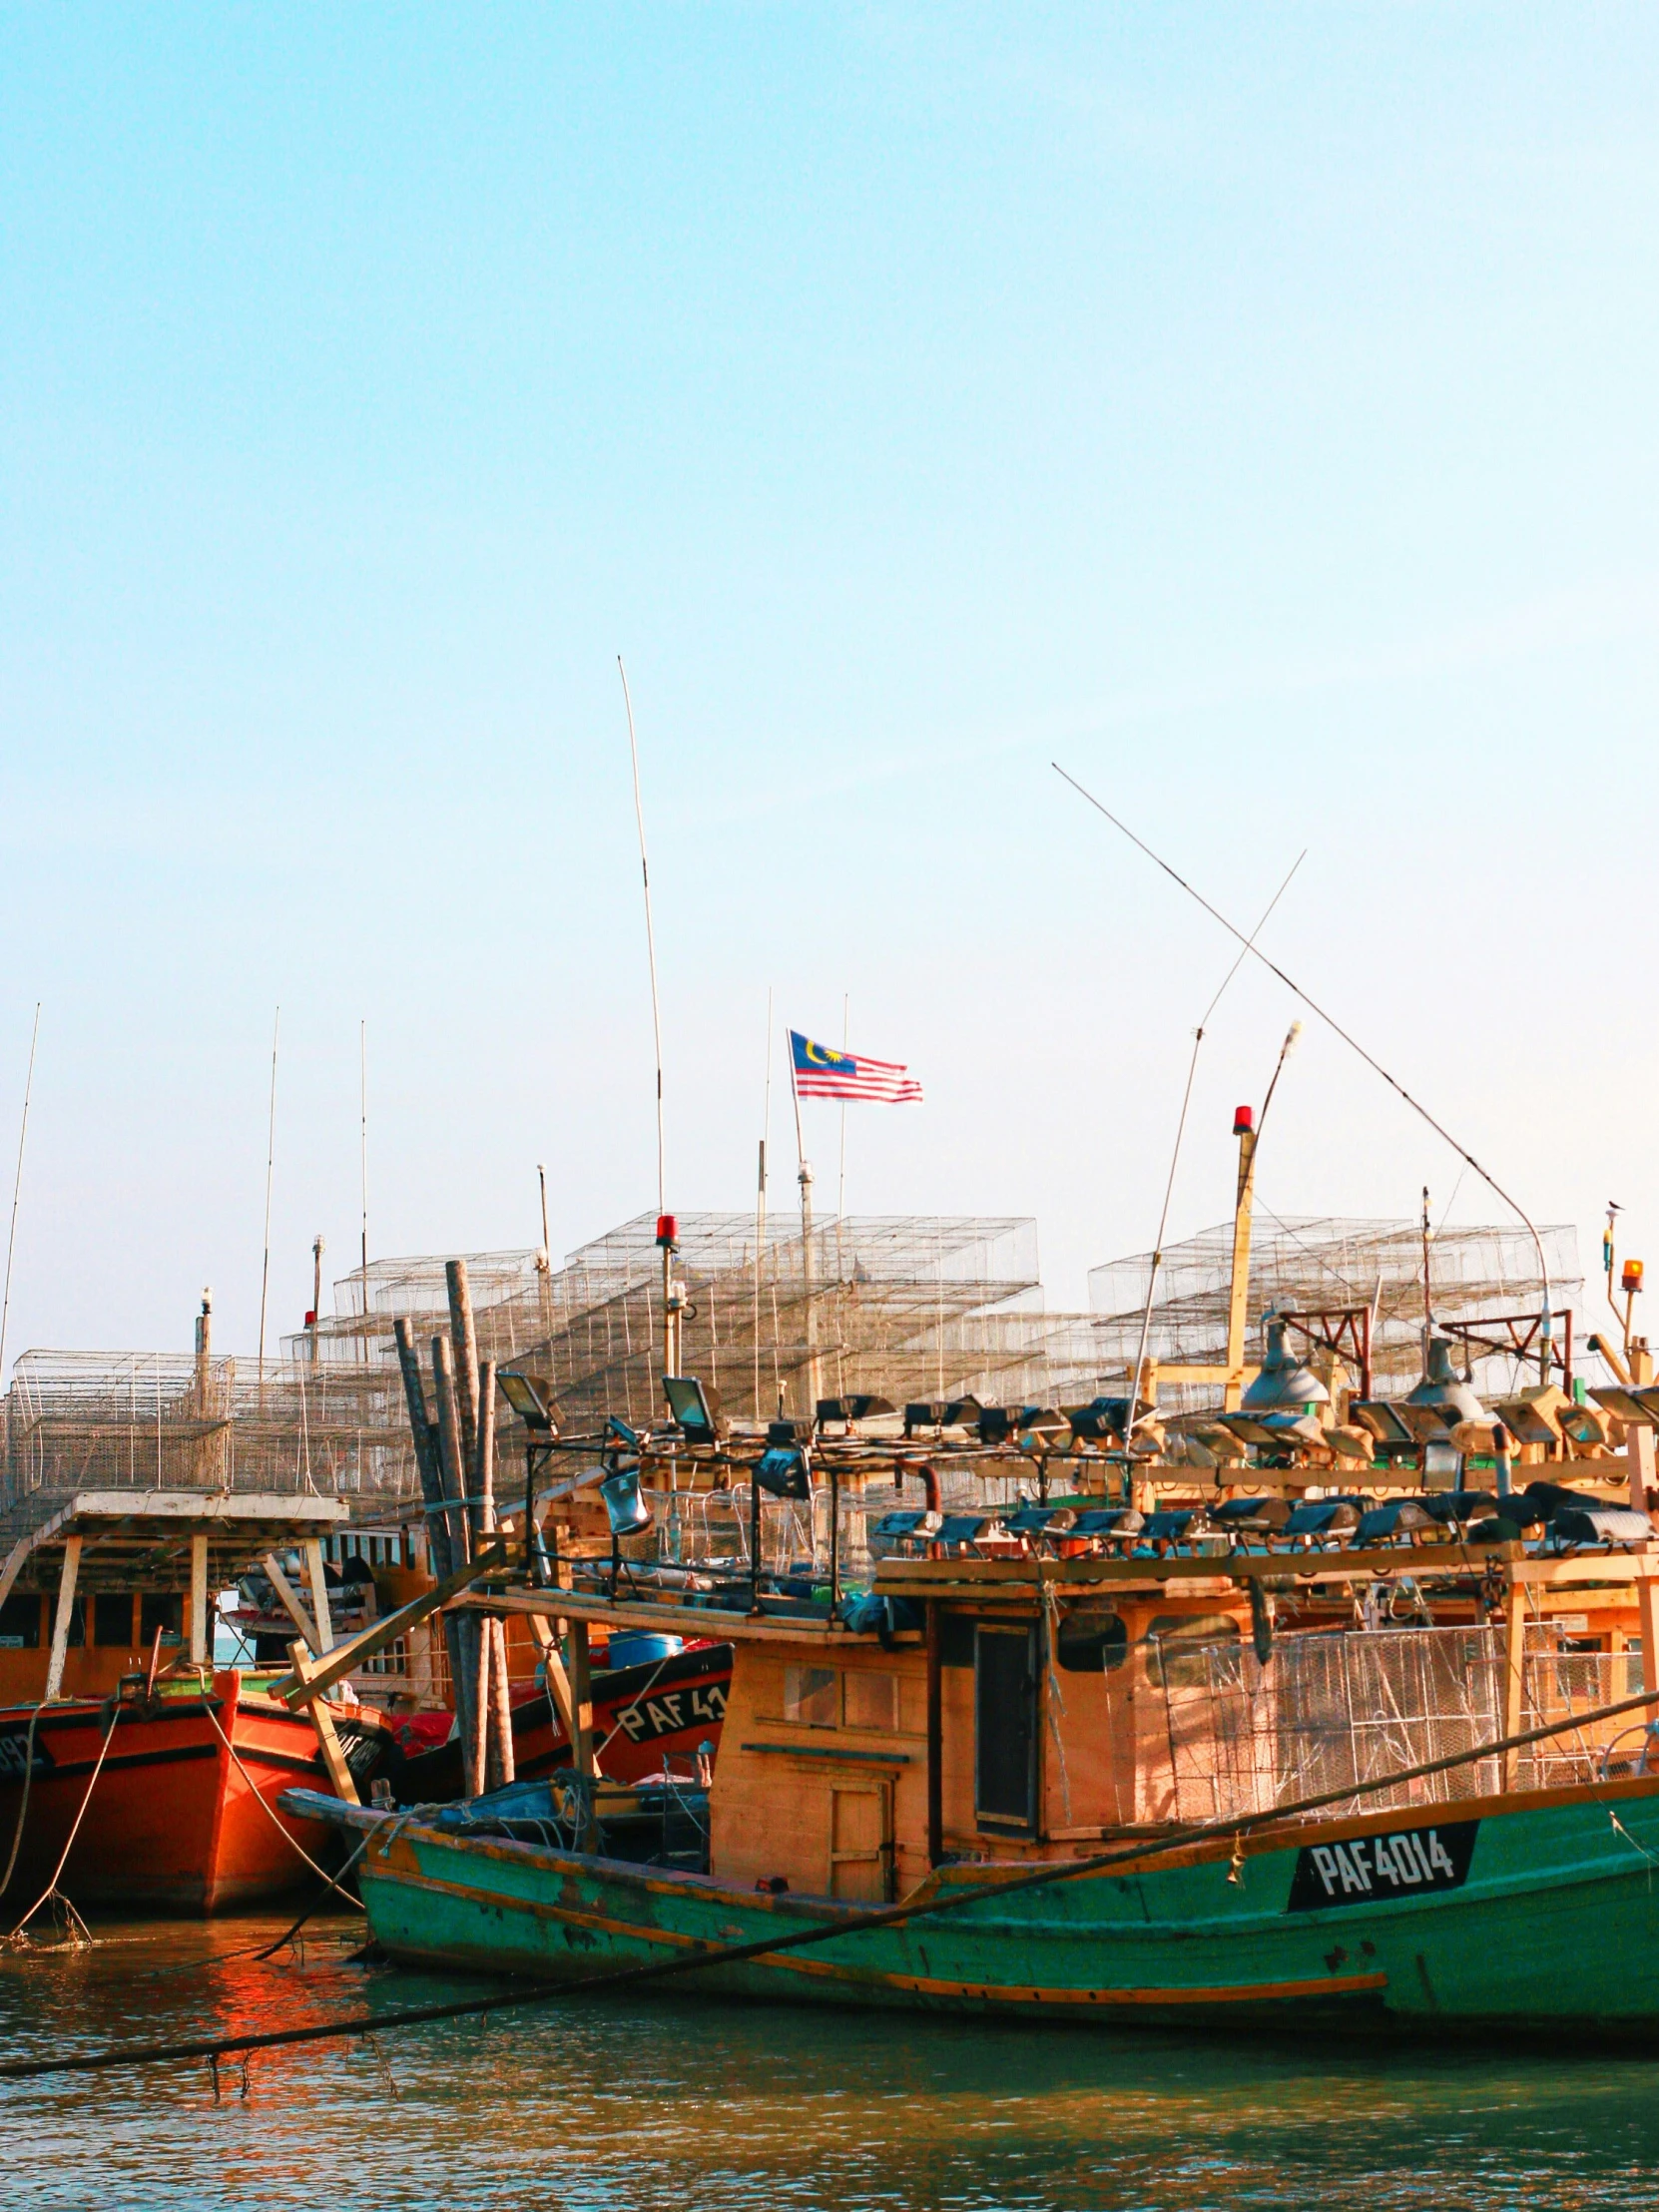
<box><xmin>475</xmin><ymin>1359</ymin><xmax>516</xmax><ymax>1790</ymax></box>
<box><xmin>447</xmin><ymin>1257</ymin><xmax>481</xmax><ymax>1476</ymax></box>
<box><xmin>432</xmin><ymin>1334</ymin><xmax>480</xmax><ymax>1781</ymax></box>
<box><xmin>394</xmin><ymin>1319</ymin><xmax>449</xmax><ymax>1574</ymax></box>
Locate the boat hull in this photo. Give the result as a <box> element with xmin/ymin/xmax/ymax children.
<box><xmin>384</xmin><ymin>1641</ymin><xmax>732</xmax><ymax>1804</ymax></box>
<box><xmin>341</xmin><ymin>1771</ymin><xmax>1659</xmax><ymax>2037</ymax></box>
<box><xmin>0</xmin><ymin>1673</ymin><xmax>340</xmax><ymax>1915</ymax></box>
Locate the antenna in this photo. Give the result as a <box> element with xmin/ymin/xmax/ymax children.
<box><xmin>257</xmin><ymin>1006</ymin><xmax>279</xmax><ymax>1412</ymax></box>
<box><xmin>359</xmin><ymin>1018</ymin><xmax>369</xmax><ymax>1357</ymax></box>
<box><xmin>1053</xmin><ymin>762</ymin><xmax>1555</xmax><ymax>1381</ymax></box>
<box><xmin>0</xmin><ymin>1003</ymin><xmax>41</xmax><ymax>1391</ymax></box>
<box><xmin>1123</xmin><ymin>858</ymin><xmax>1304</xmax><ymax>1441</ymax></box>
<box><xmin>618</xmin><ymin>656</ymin><xmax>666</xmax><ymax>1216</ymax></box>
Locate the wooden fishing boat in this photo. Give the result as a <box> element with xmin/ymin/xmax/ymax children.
<box><xmin>0</xmin><ymin>1489</ymin><xmax>371</xmax><ymax>1915</ymax></box>
<box><xmin>293</xmin><ymin>1759</ymin><xmax>1659</xmax><ymax>2035</ymax></box>
<box><xmin>0</xmin><ymin>1670</ymin><xmax>373</xmax><ymax>1914</ymax></box>
<box><xmin>289</xmin><ymin>1459</ymin><xmax>1659</xmax><ymax>2036</ymax></box>
<box><xmin>282</xmin><ymin>1108</ymin><xmax>1659</xmax><ymax>2030</ymax></box>
<box><xmin>377</xmin><ymin>1637</ymin><xmax>733</xmax><ymax>1802</ymax></box>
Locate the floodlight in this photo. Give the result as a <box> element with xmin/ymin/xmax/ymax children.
<box><xmin>753</xmin><ymin>1446</ymin><xmax>811</xmax><ymax>1500</ymax></box>
<box><xmin>498</xmin><ymin>1372</ymin><xmax>558</xmax><ymax>1433</ymax></box>
<box><xmin>599</xmin><ymin>1468</ymin><xmax>654</xmax><ymax>1538</ymax></box>
<box><xmin>663</xmin><ymin>1376</ymin><xmax>725</xmax><ymax>1443</ymax></box>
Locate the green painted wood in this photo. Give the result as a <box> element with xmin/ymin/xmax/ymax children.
<box><xmin>358</xmin><ymin>1785</ymin><xmax>1659</xmax><ymax>2035</ymax></box>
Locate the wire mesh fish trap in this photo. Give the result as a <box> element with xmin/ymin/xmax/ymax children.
<box><xmin>1159</xmin><ymin>1626</ymin><xmax>1507</xmax><ymax>1825</ymax></box>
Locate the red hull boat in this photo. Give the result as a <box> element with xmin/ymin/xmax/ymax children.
<box><xmin>0</xmin><ymin>1670</ymin><xmax>349</xmax><ymax>1916</ymax></box>
<box><xmin>380</xmin><ymin>1640</ymin><xmax>734</xmax><ymax>1803</ymax></box>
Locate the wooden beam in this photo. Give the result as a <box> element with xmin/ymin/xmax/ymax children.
<box><xmin>263</xmin><ymin>1552</ymin><xmax>320</xmax><ymax>1653</ymax></box>
<box><xmin>302</xmin><ymin>1539</ymin><xmax>335</xmax><ymax>1653</ymax></box>
<box><xmin>190</xmin><ymin>1532</ymin><xmax>211</xmax><ymax>1665</ymax></box>
<box><xmin>522</xmin><ymin>1612</ymin><xmax>579</xmax><ymax>1755</ymax></box>
<box><xmin>1628</xmin><ymin>1419</ymin><xmax>1656</xmax><ymax>1514</ymax></box>
<box><xmin>287</xmin><ymin>1642</ymin><xmax>361</xmax><ymax>1807</ymax></box>
<box><xmin>569</xmin><ymin>1618</ymin><xmax>596</xmax><ymax>1781</ymax></box>
<box><xmin>461</xmin><ymin>1583</ymin><xmax>903</xmax><ymax>1647</ymax></box>
<box><xmin>270</xmin><ymin>1540</ymin><xmax>507</xmax><ymax>1707</ymax></box>
<box><xmin>1637</xmin><ymin>1571</ymin><xmax>1659</xmax><ymax>1699</ymax></box>
<box><xmin>1502</xmin><ymin>1583</ymin><xmax>1528</xmax><ymax>1791</ymax></box>
<box><xmin>925</xmin><ymin>1599</ymin><xmax>943</xmax><ymax>1870</ymax></box>
<box><xmin>1224</xmin><ymin>1125</ymin><xmax>1259</xmax><ymax>1412</ymax></box>
<box><xmin>42</xmin><ymin>1535</ymin><xmax>83</xmax><ymax>1700</ymax></box>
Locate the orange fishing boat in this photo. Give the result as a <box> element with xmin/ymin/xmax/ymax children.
<box><xmin>0</xmin><ymin>1489</ymin><xmax>368</xmax><ymax>1916</ymax></box>
<box><xmin>0</xmin><ymin>1670</ymin><xmax>372</xmax><ymax>1913</ymax></box>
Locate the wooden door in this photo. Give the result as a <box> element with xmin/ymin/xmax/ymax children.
<box><xmin>829</xmin><ymin>1783</ymin><xmax>891</xmax><ymax>1901</ymax></box>
<box><xmin>974</xmin><ymin>1623</ymin><xmax>1037</xmax><ymax>1831</ymax></box>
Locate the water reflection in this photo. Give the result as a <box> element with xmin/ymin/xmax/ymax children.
<box><xmin>2</xmin><ymin>1916</ymin><xmax>1657</xmax><ymax>2210</ymax></box>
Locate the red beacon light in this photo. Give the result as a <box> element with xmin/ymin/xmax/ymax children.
<box><xmin>655</xmin><ymin>1214</ymin><xmax>679</xmax><ymax>1250</ymax></box>
<box><xmin>1623</xmin><ymin>1258</ymin><xmax>1644</xmax><ymax>1296</ymax></box>
<box><xmin>1233</xmin><ymin>1105</ymin><xmax>1255</xmax><ymax>1137</ymax></box>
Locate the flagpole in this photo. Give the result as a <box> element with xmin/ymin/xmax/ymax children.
<box><xmin>789</xmin><ymin>1031</ymin><xmax>819</xmax><ymax>1418</ymax></box>
<box><xmin>755</xmin><ymin>988</ymin><xmax>772</xmax><ymax>1421</ymax></box>
<box><xmin>834</xmin><ymin>996</ymin><xmax>847</xmax><ymax>1397</ymax></box>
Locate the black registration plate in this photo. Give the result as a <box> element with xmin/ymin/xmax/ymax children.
<box><xmin>1287</xmin><ymin>1820</ymin><xmax>1478</xmax><ymax>1911</ymax></box>
<box><xmin>612</xmin><ymin>1680</ymin><xmax>727</xmax><ymax>1746</ymax></box>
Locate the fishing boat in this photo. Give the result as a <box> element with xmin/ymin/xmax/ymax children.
<box><xmin>287</xmin><ymin>1335</ymin><xmax>1659</xmax><ymax>2035</ymax></box>
<box><xmin>286</xmin><ymin>1487</ymin><xmax>1659</xmax><ymax>2036</ymax></box>
<box><xmin>282</xmin><ymin>1070</ymin><xmax>1659</xmax><ymax>2035</ymax></box>
<box><xmin>0</xmin><ymin>1489</ymin><xmax>381</xmax><ymax>1914</ymax></box>
<box><xmin>373</xmin><ymin>1633</ymin><xmax>733</xmax><ymax>1802</ymax></box>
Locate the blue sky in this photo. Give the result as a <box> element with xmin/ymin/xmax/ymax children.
<box><xmin>3</xmin><ymin>5</ymin><xmax>1658</xmax><ymax>1362</ymax></box>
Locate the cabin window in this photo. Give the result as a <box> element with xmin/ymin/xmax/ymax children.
<box><xmin>1142</xmin><ymin>1613</ymin><xmax>1239</xmax><ymax>1690</ymax></box>
<box><xmin>93</xmin><ymin>1594</ymin><xmax>136</xmax><ymax>1648</ymax></box>
<box><xmin>140</xmin><ymin>1593</ymin><xmax>184</xmax><ymax>1645</ymax></box>
<box><xmin>0</xmin><ymin>1594</ymin><xmax>40</xmax><ymax>1649</ymax></box>
<box><xmin>974</xmin><ymin>1624</ymin><xmax>1037</xmax><ymax>1830</ymax></box>
<box><xmin>843</xmin><ymin>1671</ymin><xmax>898</xmax><ymax>1731</ymax></box>
<box><xmin>784</xmin><ymin>1665</ymin><xmax>837</xmax><ymax>1727</ymax></box>
<box><xmin>1057</xmin><ymin>1606</ymin><xmax>1129</xmax><ymax>1674</ymax></box>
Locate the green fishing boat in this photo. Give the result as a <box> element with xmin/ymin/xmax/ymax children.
<box><xmin>288</xmin><ymin>1486</ymin><xmax>1659</xmax><ymax>2041</ymax></box>
<box><xmin>276</xmin><ymin>1134</ymin><xmax>1659</xmax><ymax>2041</ymax></box>
<box><xmin>293</xmin><ymin>1758</ymin><xmax>1659</xmax><ymax>2035</ymax></box>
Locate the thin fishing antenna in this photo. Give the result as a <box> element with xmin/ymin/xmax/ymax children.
<box><xmin>0</xmin><ymin>1004</ymin><xmax>41</xmax><ymax>1390</ymax></box>
<box><xmin>835</xmin><ymin>992</ymin><xmax>848</xmax><ymax>1294</ymax></box>
<box><xmin>358</xmin><ymin>1018</ymin><xmax>369</xmax><ymax>1359</ymax></box>
<box><xmin>1257</xmin><ymin>1020</ymin><xmax>1303</xmax><ymax>1134</ymax></box>
<box><xmin>257</xmin><ymin>1007</ymin><xmax>279</xmax><ymax>1413</ymax></box>
<box><xmin>1052</xmin><ymin>763</ymin><xmax>1555</xmax><ymax>1378</ymax></box>
<box><xmin>618</xmin><ymin>657</ymin><xmax>666</xmax><ymax>1216</ymax></box>
<box><xmin>1123</xmin><ymin>859</ymin><xmax>1304</xmax><ymax>1440</ymax></box>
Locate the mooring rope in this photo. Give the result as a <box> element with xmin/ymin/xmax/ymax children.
<box><xmin>5</xmin><ymin>1701</ymin><xmax>120</xmax><ymax>1943</ymax></box>
<box><xmin>0</xmin><ymin>1700</ymin><xmax>50</xmax><ymax>1900</ymax></box>
<box><xmin>6</xmin><ymin>1678</ymin><xmax>1659</xmax><ymax>2083</ymax></box>
<box><xmin>192</xmin><ymin>1677</ymin><xmax>364</xmax><ymax>1913</ymax></box>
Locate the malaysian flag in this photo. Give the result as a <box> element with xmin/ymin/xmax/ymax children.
<box><xmin>791</xmin><ymin>1030</ymin><xmax>923</xmax><ymax>1104</ymax></box>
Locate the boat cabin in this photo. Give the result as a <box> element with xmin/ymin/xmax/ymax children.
<box><xmin>0</xmin><ymin>1489</ymin><xmax>348</xmax><ymax>1705</ymax></box>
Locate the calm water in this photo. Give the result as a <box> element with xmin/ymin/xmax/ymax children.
<box><xmin>4</xmin><ymin>1915</ymin><xmax>1659</xmax><ymax>2210</ymax></box>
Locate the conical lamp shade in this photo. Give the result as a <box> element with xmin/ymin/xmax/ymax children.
<box><xmin>1405</xmin><ymin>1337</ymin><xmax>1485</xmax><ymax>1427</ymax></box>
<box><xmin>1241</xmin><ymin>1316</ymin><xmax>1331</xmax><ymax>1412</ymax></box>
